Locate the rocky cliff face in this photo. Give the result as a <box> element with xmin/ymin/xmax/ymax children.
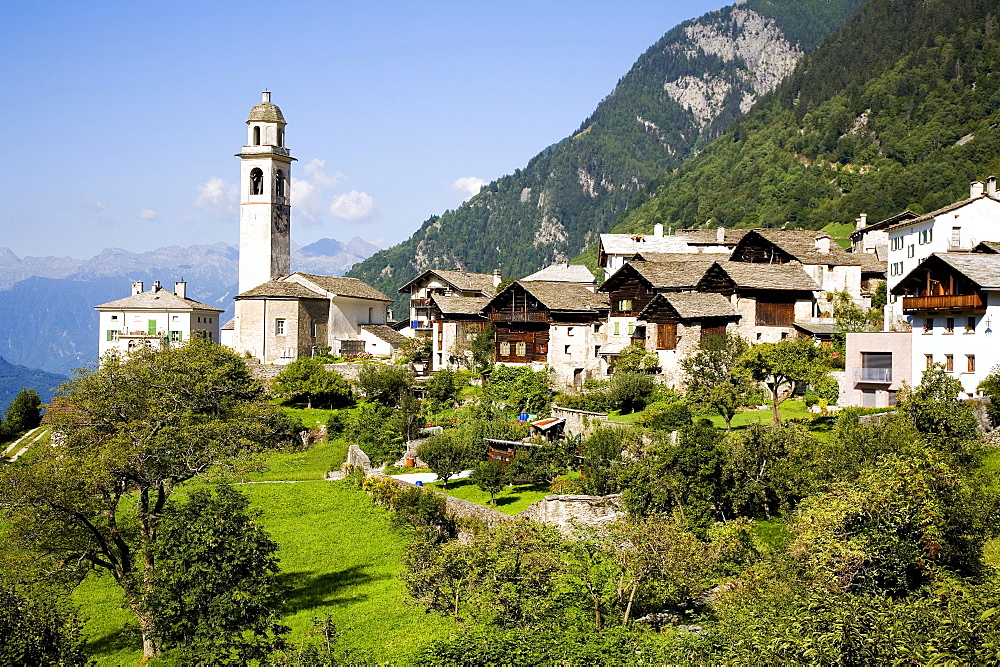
<box><xmin>348</xmin><ymin>0</ymin><xmax>865</xmax><ymax>309</ymax></box>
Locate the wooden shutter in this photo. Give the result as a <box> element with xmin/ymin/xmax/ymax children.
<box><xmin>701</xmin><ymin>324</ymin><xmax>726</xmax><ymax>341</ymax></box>
<box><xmin>755</xmin><ymin>299</ymin><xmax>795</xmax><ymax>326</ymax></box>
<box><xmin>148</xmin><ymin>320</ymin><xmax>157</xmax><ymax>334</ymax></box>
<box><xmin>657</xmin><ymin>323</ymin><xmax>677</xmax><ymax>350</ymax></box>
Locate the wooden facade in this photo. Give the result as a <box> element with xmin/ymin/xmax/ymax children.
<box><xmin>700</xmin><ymin>320</ymin><xmax>728</xmax><ymax>340</ymax></box>
<box><xmin>730</xmin><ymin>234</ymin><xmax>794</xmax><ymax>264</ymax></box>
<box><xmin>605</xmin><ymin>271</ymin><xmax>657</xmax><ymax>317</ymax></box>
<box><xmin>695</xmin><ymin>265</ymin><xmax>738</xmax><ymax>296</ymax></box>
<box><xmin>894</xmin><ymin>258</ymin><xmax>987</xmax><ymax>313</ymax></box>
<box><xmin>495</xmin><ymin>325</ymin><xmax>549</xmax><ymax>363</ymax></box>
<box><xmin>754</xmin><ymin>293</ymin><xmax>797</xmax><ymax>326</ymax></box>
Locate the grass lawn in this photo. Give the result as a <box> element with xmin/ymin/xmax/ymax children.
<box><xmin>74</xmin><ymin>438</ymin><xmax>452</xmax><ymax>664</ymax></box>
<box><xmin>703</xmin><ymin>400</ymin><xmax>814</xmax><ymax>430</ymax></box>
<box><xmin>429</xmin><ymin>477</ymin><xmax>551</xmax><ymax>515</ymax></box>
<box><xmin>281</xmin><ymin>406</ymin><xmax>346</xmax><ymax>429</ymax></box>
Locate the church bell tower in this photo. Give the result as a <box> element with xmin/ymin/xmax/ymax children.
<box><xmin>238</xmin><ymin>92</ymin><xmax>294</xmax><ymax>293</ymax></box>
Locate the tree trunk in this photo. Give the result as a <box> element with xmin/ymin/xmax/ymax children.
<box><xmin>771</xmin><ymin>389</ymin><xmax>781</xmax><ymax>424</ymax></box>
<box><xmin>129</xmin><ymin>604</ymin><xmax>161</xmax><ymax>660</ymax></box>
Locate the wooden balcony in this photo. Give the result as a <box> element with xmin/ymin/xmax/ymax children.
<box><xmin>411</xmin><ymin>298</ymin><xmax>432</xmax><ymax>308</ymax></box>
<box><xmin>488</xmin><ymin>311</ymin><xmax>549</xmax><ymax>323</ymax></box>
<box><xmin>902</xmin><ymin>293</ymin><xmax>985</xmax><ymax>313</ymax></box>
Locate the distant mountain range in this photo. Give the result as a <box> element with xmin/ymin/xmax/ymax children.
<box><xmin>348</xmin><ymin>0</ymin><xmax>866</xmax><ymax>313</ymax></box>
<box><xmin>0</xmin><ymin>357</ymin><xmax>67</xmax><ymax>416</ymax></box>
<box><xmin>0</xmin><ymin>236</ymin><xmax>380</xmax><ymax>377</ymax></box>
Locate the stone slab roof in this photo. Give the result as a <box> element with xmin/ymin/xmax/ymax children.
<box><xmin>295</xmin><ymin>273</ymin><xmax>392</xmax><ymax>302</ymax></box>
<box><xmin>794</xmin><ymin>321</ymin><xmax>838</xmax><ymax>337</ymax></box>
<box><xmin>745</xmin><ymin>229</ymin><xmax>863</xmax><ymax>266</ymax></box>
<box><xmin>360</xmin><ymin>324</ymin><xmax>409</xmax><ymax>347</ymax></box>
<box><xmin>675</xmin><ymin>229</ymin><xmax>749</xmax><ymax>245</ymax></box>
<box><xmin>221</xmin><ymin>318</ymin><xmax>235</xmax><ymax>331</ymax></box>
<box><xmin>850</xmin><ymin>210</ymin><xmax>920</xmax><ymax>241</ymax></box>
<box><xmin>630</xmin><ymin>252</ymin><xmax>725</xmax><ymax>263</ymax></box>
<box><xmin>659</xmin><ymin>292</ymin><xmax>738</xmax><ymax>319</ymax></box>
<box><xmin>925</xmin><ymin>253</ymin><xmax>1000</xmax><ymax>289</ymax></box>
<box><xmin>856</xmin><ymin>252</ymin><xmax>887</xmax><ymax>273</ymax></box>
<box><xmin>522</xmin><ymin>264</ymin><xmax>595</xmax><ymax>283</ymax></box>
<box><xmin>973</xmin><ymin>241</ymin><xmax>1000</xmax><ymax>254</ymax></box>
<box><xmin>599</xmin><ymin>233</ymin><xmax>691</xmax><ymax>256</ymax></box>
<box><xmin>430</xmin><ymin>294</ymin><xmax>490</xmax><ymax>316</ymax></box>
<box><xmin>516</xmin><ymin>281</ymin><xmax>610</xmax><ymax>312</ymax></box>
<box><xmin>630</xmin><ymin>258</ymin><xmax>718</xmax><ymax>289</ymax></box>
<box><xmin>96</xmin><ymin>288</ymin><xmax>223</xmax><ymax>312</ymax></box>
<box><xmin>248</xmin><ymin>102</ymin><xmax>285</xmax><ymax>123</ymax></box>
<box><xmin>397</xmin><ymin>269</ymin><xmax>497</xmax><ymax>296</ymax></box>
<box><xmin>236</xmin><ymin>280</ymin><xmax>325</xmax><ymax>299</ymax></box>
<box><xmin>717</xmin><ymin>261</ymin><xmax>820</xmax><ymax>291</ymax></box>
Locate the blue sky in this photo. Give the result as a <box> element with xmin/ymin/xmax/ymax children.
<box><xmin>2</xmin><ymin>0</ymin><xmax>724</xmax><ymax>259</ymax></box>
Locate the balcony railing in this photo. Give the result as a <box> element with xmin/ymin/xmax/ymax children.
<box><xmin>488</xmin><ymin>311</ymin><xmax>549</xmax><ymax>322</ymax></box>
<box><xmin>411</xmin><ymin>321</ymin><xmax>432</xmax><ymax>330</ymax></box>
<box><xmin>902</xmin><ymin>293</ymin><xmax>985</xmax><ymax>313</ymax></box>
<box><xmin>411</xmin><ymin>298</ymin><xmax>432</xmax><ymax>308</ymax></box>
<box><xmin>854</xmin><ymin>368</ymin><xmax>892</xmax><ymax>383</ymax></box>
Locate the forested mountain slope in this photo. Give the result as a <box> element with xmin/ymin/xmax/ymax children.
<box><xmin>616</xmin><ymin>0</ymin><xmax>1000</xmax><ymax>235</ymax></box>
<box><xmin>349</xmin><ymin>0</ymin><xmax>865</xmax><ymax>311</ymax></box>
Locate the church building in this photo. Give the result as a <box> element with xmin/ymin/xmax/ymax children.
<box><xmin>229</xmin><ymin>93</ymin><xmax>394</xmax><ymax>363</ymax></box>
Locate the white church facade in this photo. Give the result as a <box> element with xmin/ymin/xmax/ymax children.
<box><xmin>228</xmin><ymin>93</ymin><xmax>395</xmax><ymax>363</ymax></box>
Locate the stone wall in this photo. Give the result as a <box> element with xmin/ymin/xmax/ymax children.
<box><xmin>552</xmin><ymin>405</ymin><xmax>611</xmax><ymax>437</ymax></box>
<box><xmin>380</xmin><ymin>474</ymin><xmax>513</xmax><ymax>531</ymax></box>
<box><xmin>520</xmin><ymin>494</ymin><xmax>624</xmax><ymax>533</ymax></box>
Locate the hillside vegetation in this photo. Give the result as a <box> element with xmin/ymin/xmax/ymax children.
<box><xmin>617</xmin><ymin>0</ymin><xmax>1000</xmax><ymax>234</ymax></box>
<box><xmin>348</xmin><ymin>0</ymin><xmax>865</xmax><ymax>312</ymax></box>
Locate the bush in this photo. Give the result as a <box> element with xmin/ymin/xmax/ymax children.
<box><xmin>636</xmin><ymin>401</ymin><xmax>692</xmax><ymax>431</ymax></box>
<box><xmin>361</xmin><ymin>475</ymin><xmax>400</xmax><ymax>507</ymax></box>
<box><xmin>325</xmin><ymin>411</ymin><xmax>347</xmax><ymax>438</ymax></box>
<box><xmin>272</xmin><ymin>358</ymin><xmax>353</xmax><ymax>409</ymax></box>
<box><xmin>607</xmin><ymin>372</ymin><xmax>655</xmax><ymax>413</ymax></box>
<box><xmin>388</xmin><ymin>486</ymin><xmax>453</xmax><ymax>541</ymax></box>
<box><xmin>486</xmin><ymin>366</ymin><xmax>552</xmax><ymax>416</ymax></box>
<box><xmin>341</xmin><ymin>464</ymin><xmax>366</xmax><ymax>489</ymax></box>
<box><xmin>358</xmin><ymin>364</ymin><xmax>413</xmax><ymax>407</ymax></box>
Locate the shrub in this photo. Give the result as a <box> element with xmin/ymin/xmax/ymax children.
<box><xmin>549</xmin><ymin>477</ymin><xmax>582</xmax><ymax>494</ymax></box>
<box><xmin>361</xmin><ymin>475</ymin><xmax>400</xmax><ymax>507</ymax></box>
<box><xmin>636</xmin><ymin>401</ymin><xmax>692</xmax><ymax>431</ymax></box>
<box><xmin>325</xmin><ymin>411</ymin><xmax>347</xmax><ymax>438</ymax></box>
<box><xmin>358</xmin><ymin>364</ymin><xmax>413</xmax><ymax>407</ymax></box>
<box><xmin>607</xmin><ymin>372</ymin><xmax>655</xmax><ymax>413</ymax></box>
<box><xmin>341</xmin><ymin>464</ymin><xmax>366</xmax><ymax>489</ymax></box>
<box><xmin>388</xmin><ymin>486</ymin><xmax>453</xmax><ymax>541</ymax></box>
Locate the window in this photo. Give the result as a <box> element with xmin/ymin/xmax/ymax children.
<box><xmin>250</xmin><ymin>168</ymin><xmax>264</xmax><ymax>195</ymax></box>
<box><xmin>919</xmin><ymin>228</ymin><xmax>933</xmax><ymax>244</ymax></box>
<box><xmin>147</xmin><ymin>320</ymin><xmax>157</xmax><ymax>335</ymax></box>
<box><xmin>614</xmin><ymin>321</ymin><xmax>620</xmax><ymax>335</ymax></box>
<box><xmin>967</xmin><ymin>355</ymin><xmax>976</xmax><ymax>373</ymax></box>
<box><xmin>952</xmin><ymin>227</ymin><xmax>961</xmax><ymax>246</ymax></box>
<box><xmin>889</xmin><ymin>390</ymin><xmax>898</xmax><ymax>406</ymax></box>
<box><xmin>860</xmin><ymin>352</ymin><xmax>892</xmax><ymax>382</ymax></box>
<box><xmin>945</xmin><ymin>354</ymin><xmax>954</xmax><ymax>372</ymax></box>
<box><xmin>276</xmin><ymin>127</ymin><xmax>284</xmax><ymax>147</ymax></box>
<box><xmin>890</xmin><ymin>237</ymin><xmax>902</xmax><ymax>251</ymax></box>
<box><xmin>275</xmin><ymin>318</ymin><xmax>285</xmax><ymax>335</ymax></box>
<box><xmin>618</xmin><ymin>299</ymin><xmax>633</xmax><ymax>312</ymax></box>
<box><xmin>111</xmin><ymin>315</ymin><xmax>118</xmax><ymax>320</ymax></box>
<box><xmin>516</xmin><ymin>341</ymin><xmax>527</xmax><ymax>357</ymax></box>
<box><xmin>907</xmin><ymin>244</ymin><xmax>915</xmax><ymax>258</ymax></box>
<box><xmin>106</xmin><ymin>330</ymin><xmax>118</xmax><ymax>342</ymax></box>
<box><xmin>923</xmin><ymin>317</ymin><xmax>934</xmax><ymax>333</ymax></box>
<box><xmin>499</xmin><ymin>341</ymin><xmax>511</xmax><ymax>356</ymax></box>
<box><xmin>967</xmin><ymin>316</ymin><xmax>976</xmax><ymax>333</ymax></box>
<box><xmin>311</xmin><ymin>320</ymin><xmax>317</xmax><ymax>338</ymax></box>
<box><xmin>169</xmin><ymin>331</ymin><xmax>182</xmax><ymax>342</ymax></box>
<box><xmin>627</xmin><ymin>322</ymin><xmax>636</xmax><ymax>335</ymax></box>
<box><xmin>945</xmin><ymin>317</ymin><xmax>955</xmax><ymax>333</ymax></box>
<box><xmin>253</xmin><ymin>126</ymin><xmax>260</xmax><ymax>145</ymax></box>
<box><xmin>567</xmin><ymin>327</ymin><xmax>575</xmax><ymax>336</ymax></box>
<box><xmin>925</xmin><ymin>354</ymin><xmax>934</xmax><ymax>369</ymax></box>
<box><xmin>565</xmin><ymin>345</ymin><xmax>571</xmax><ymax>355</ymax></box>
<box><xmin>275</xmin><ymin>170</ymin><xmax>285</xmax><ymax>197</ymax></box>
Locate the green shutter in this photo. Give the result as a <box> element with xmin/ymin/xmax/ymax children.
<box><xmin>177</xmin><ymin>331</ymin><xmax>182</xmax><ymax>342</ymax></box>
<box><xmin>148</xmin><ymin>320</ymin><xmax>157</xmax><ymax>334</ymax></box>
<box><xmin>614</xmin><ymin>321</ymin><xmax>620</xmax><ymax>335</ymax></box>
<box><xmin>107</xmin><ymin>330</ymin><xmax>114</xmax><ymax>342</ymax></box>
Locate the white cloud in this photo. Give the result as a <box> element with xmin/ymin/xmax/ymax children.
<box><xmin>452</xmin><ymin>176</ymin><xmax>487</xmax><ymax>200</ymax></box>
<box><xmin>329</xmin><ymin>190</ymin><xmax>375</xmax><ymax>221</ymax></box>
<box><xmin>293</xmin><ymin>159</ymin><xmax>347</xmax><ymax>224</ymax></box>
<box><xmin>139</xmin><ymin>208</ymin><xmax>158</xmax><ymax>220</ymax></box>
<box><xmin>194</xmin><ymin>177</ymin><xmax>237</xmax><ymax>209</ymax></box>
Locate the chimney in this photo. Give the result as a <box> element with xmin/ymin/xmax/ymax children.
<box><xmin>492</xmin><ymin>269</ymin><xmax>501</xmax><ymax>288</ymax></box>
<box><xmin>262</xmin><ymin>90</ymin><xmax>271</xmax><ymax>104</ymax></box>
<box><xmin>855</xmin><ymin>213</ymin><xmax>868</xmax><ymax>231</ymax></box>
<box><xmin>131</xmin><ymin>281</ymin><xmax>144</xmax><ymax>296</ymax></box>
<box><xmin>971</xmin><ymin>180</ymin><xmax>985</xmax><ymax>198</ymax></box>
<box><xmin>653</xmin><ymin>223</ymin><xmax>664</xmax><ymax>238</ymax></box>
<box><xmin>152</xmin><ymin>280</ymin><xmax>161</xmax><ymax>292</ymax></box>
<box><xmin>815</xmin><ymin>235</ymin><xmax>831</xmax><ymax>254</ymax></box>
<box><xmin>716</xmin><ymin>227</ymin><xmax>725</xmax><ymax>243</ymax></box>
<box><xmin>987</xmin><ymin>176</ymin><xmax>997</xmax><ymax>197</ymax></box>
<box><xmin>174</xmin><ymin>281</ymin><xmax>187</xmax><ymax>299</ymax></box>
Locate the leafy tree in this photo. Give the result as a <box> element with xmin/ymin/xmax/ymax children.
<box><xmin>485</xmin><ymin>365</ymin><xmax>552</xmax><ymax>416</ymax></box>
<box><xmin>681</xmin><ymin>333</ymin><xmax>759</xmax><ymax>430</ymax></box>
<box><xmin>738</xmin><ymin>337</ymin><xmax>830</xmax><ymax>424</ymax></box>
<box><xmin>0</xmin><ymin>339</ymin><xmax>300</xmax><ymax>659</ymax></box>
<box><xmin>347</xmin><ymin>402</ymin><xmax>402</xmax><ymax>467</ymax></box>
<box><xmin>3</xmin><ymin>388</ymin><xmax>42</xmax><ymax>436</ymax></box>
<box><xmin>0</xmin><ymin>584</ymin><xmax>84</xmax><ymax>666</ymax></box>
<box><xmin>473</xmin><ymin>459</ymin><xmax>511</xmax><ymax>506</ymax></box>
<box><xmin>387</xmin><ymin>486</ymin><xmax>453</xmax><ymax>542</ymax></box>
<box><xmin>470</xmin><ymin>325</ymin><xmax>496</xmax><ymax>372</ymax></box>
<box><xmin>614</xmin><ymin>344</ymin><xmax>660</xmax><ymax>373</ymax></box>
<box><xmin>357</xmin><ymin>363</ymin><xmax>413</xmax><ymax>407</ymax></box>
<box><xmin>507</xmin><ymin>438</ymin><xmax>575</xmax><ymax>484</ymax></box>
<box><xmin>828</xmin><ymin>290</ymin><xmax>882</xmax><ymax>366</ymax></box>
<box><xmin>635</xmin><ymin>401</ymin><xmax>692</xmax><ymax>431</ymax></box>
<box><xmin>723</xmin><ymin>422</ymin><xmax>817</xmax><ymax>518</ymax></box>
<box><xmin>424</xmin><ymin>368</ymin><xmax>462</xmax><ymax>409</ymax></box>
<box><xmin>622</xmin><ymin>421</ymin><xmax>725</xmax><ymax>531</ymax></box>
<box><xmin>417</xmin><ymin>432</ymin><xmax>477</xmax><ymax>488</ymax></box>
<box><xmin>606</xmin><ymin>371</ymin><xmax>655</xmax><ymax>414</ymax></box>
<box><xmin>902</xmin><ymin>363</ymin><xmax>980</xmax><ymax>461</ymax></box>
<box><xmin>144</xmin><ymin>485</ymin><xmax>287</xmax><ymax>663</ymax></box>
<box><xmin>272</xmin><ymin>358</ymin><xmax>353</xmax><ymax>409</ymax></box>
<box><xmin>580</xmin><ymin>427</ymin><xmax>640</xmax><ymax>496</ymax></box>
